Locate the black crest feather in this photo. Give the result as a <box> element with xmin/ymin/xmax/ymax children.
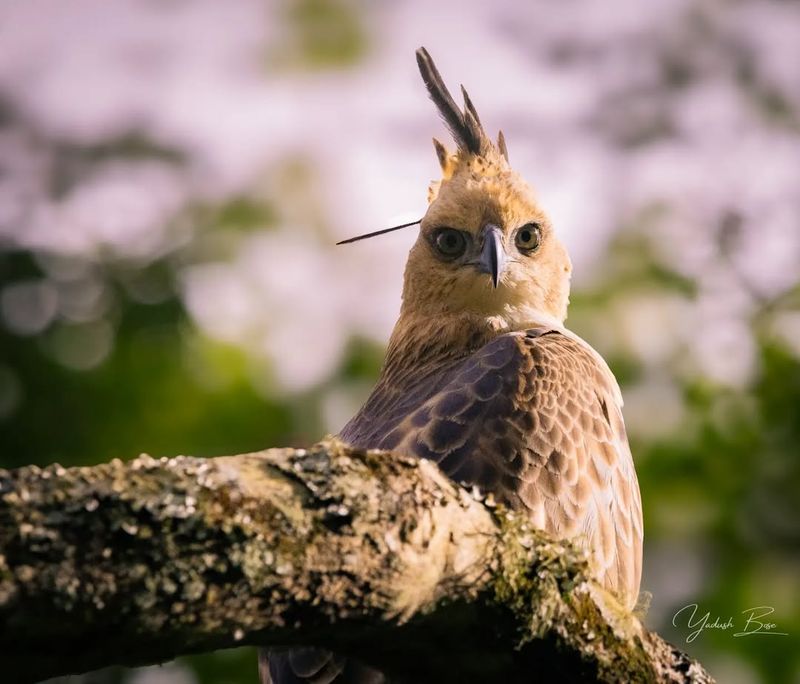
<box><xmin>336</xmin><ymin>219</ymin><xmax>421</xmax><ymax>245</ymax></box>
<box><xmin>416</xmin><ymin>47</ymin><xmax>491</xmax><ymax>155</ymax></box>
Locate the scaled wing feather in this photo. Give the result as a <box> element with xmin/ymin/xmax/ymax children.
<box><xmin>341</xmin><ymin>328</ymin><xmax>643</xmax><ymax>606</ymax></box>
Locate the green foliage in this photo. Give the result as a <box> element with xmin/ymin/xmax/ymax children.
<box><xmin>271</xmin><ymin>0</ymin><xmax>368</xmax><ymax>69</ymax></box>
<box><xmin>0</xmin><ymin>257</ymin><xmax>295</xmax><ymax>470</ymax></box>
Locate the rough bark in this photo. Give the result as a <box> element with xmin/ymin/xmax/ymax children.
<box><xmin>0</xmin><ymin>439</ymin><xmax>712</xmax><ymax>684</ymax></box>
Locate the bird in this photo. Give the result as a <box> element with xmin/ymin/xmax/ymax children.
<box><xmin>261</xmin><ymin>46</ymin><xmax>643</xmax><ymax>684</ymax></box>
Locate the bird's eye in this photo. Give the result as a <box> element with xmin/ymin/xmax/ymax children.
<box><xmin>515</xmin><ymin>223</ymin><xmax>541</xmax><ymax>253</ymax></box>
<box><xmin>433</xmin><ymin>228</ymin><xmax>467</xmax><ymax>258</ymax></box>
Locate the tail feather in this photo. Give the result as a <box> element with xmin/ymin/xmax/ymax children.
<box><xmin>260</xmin><ymin>648</ymin><xmax>387</xmax><ymax>684</ymax></box>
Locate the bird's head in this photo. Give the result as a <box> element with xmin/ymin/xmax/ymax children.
<box><xmin>401</xmin><ymin>49</ymin><xmax>572</xmax><ymax>328</ymax></box>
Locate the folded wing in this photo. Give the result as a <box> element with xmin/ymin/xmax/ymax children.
<box><xmin>370</xmin><ymin>328</ymin><xmax>643</xmax><ymax>607</ymax></box>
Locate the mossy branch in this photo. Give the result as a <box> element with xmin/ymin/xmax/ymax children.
<box><xmin>0</xmin><ymin>440</ymin><xmax>712</xmax><ymax>683</ymax></box>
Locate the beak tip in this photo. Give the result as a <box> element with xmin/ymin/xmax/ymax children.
<box><xmin>479</xmin><ymin>224</ymin><xmax>506</xmax><ymax>289</ymax></box>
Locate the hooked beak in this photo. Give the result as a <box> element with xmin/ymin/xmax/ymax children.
<box><xmin>477</xmin><ymin>224</ymin><xmax>507</xmax><ymax>289</ymax></box>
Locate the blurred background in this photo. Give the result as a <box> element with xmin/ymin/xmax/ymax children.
<box><xmin>1</xmin><ymin>0</ymin><xmax>798</xmax><ymax>682</ymax></box>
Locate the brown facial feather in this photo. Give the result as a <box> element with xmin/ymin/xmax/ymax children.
<box><xmin>408</xmin><ymin>156</ymin><xmax>573</xmax><ymax>325</ymax></box>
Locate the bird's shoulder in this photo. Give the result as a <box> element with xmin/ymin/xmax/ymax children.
<box><xmin>340</xmin><ymin>326</ymin><xmax>641</xmax><ymax>605</ymax></box>
<box><xmin>408</xmin><ymin>325</ymin><xmax>623</xmax><ymax>429</ymax></box>
<box><xmin>344</xmin><ymin>326</ymin><xmax>624</xmax><ymax>481</ymax></box>
<box><xmin>393</xmin><ymin>326</ymin><xmax>640</xmax><ymax>602</ymax></box>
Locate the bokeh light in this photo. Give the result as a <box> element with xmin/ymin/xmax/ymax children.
<box><xmin>2</xmin><ymin>1</ymin><xmax>798</xmax><ymax>683</ymax></box>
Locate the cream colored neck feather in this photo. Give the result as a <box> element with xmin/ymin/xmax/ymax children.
<box><xmin>381</xmin><ymin>306</ymin><xmax>566</xmax><ymax>383</ymax></box>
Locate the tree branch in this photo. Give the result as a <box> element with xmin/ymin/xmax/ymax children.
<box><xmin>0</xmin><ymin>439</ymin><xmax>712</xmax><ymax>683</ymax></box>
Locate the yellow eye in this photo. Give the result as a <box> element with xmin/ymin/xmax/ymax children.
<box><xmin>515</xmin><ymin>223</ymin><xmax>541</xmax><ymax>252</ymax></box>
<box><xmin>433</xmin><ymin>228</ymin><xmax>468</xmax><ymax>258</ymax></box>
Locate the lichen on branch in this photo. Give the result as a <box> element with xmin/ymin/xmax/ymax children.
<box><xmin>0</xmin><ymin>440</ymin><xmax>712</xmax><ymax>684</ymax></box>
